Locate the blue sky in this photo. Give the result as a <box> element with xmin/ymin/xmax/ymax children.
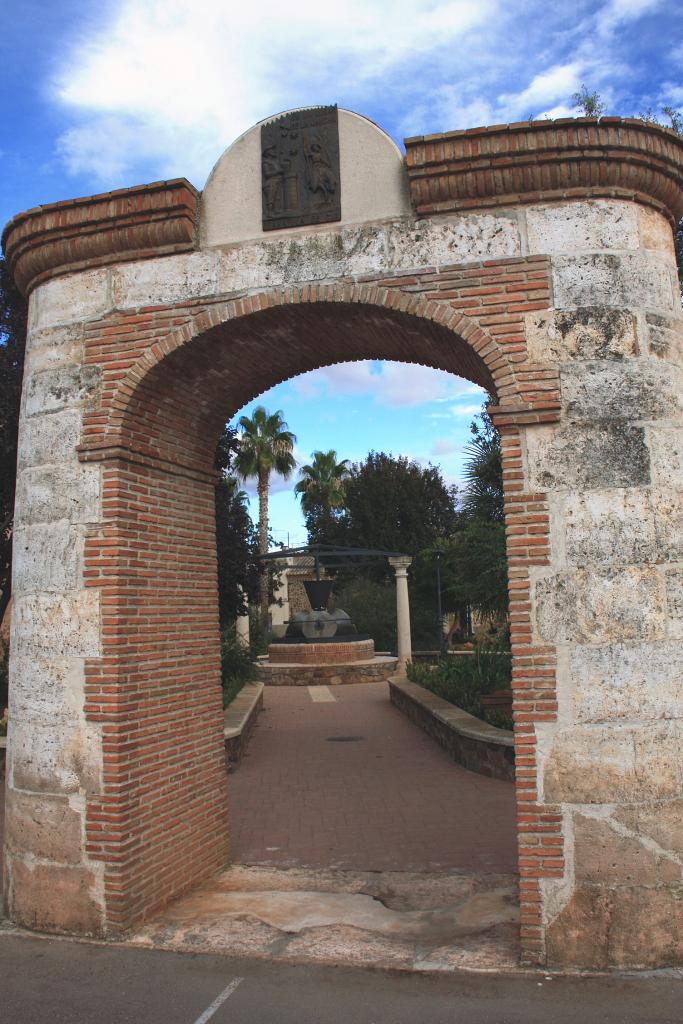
<box><xmin>2</xmin><ymin>0</ymin><xmax>681</xmax><ymax>543</ymax></box>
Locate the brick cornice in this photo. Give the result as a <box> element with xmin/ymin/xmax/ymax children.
<box><xmin>2</xmin><ymin>179</ymin><xmax>199</xmax><ymax>295</ymax></box>
<box><xmin>405</xmin><ymin>117</ymin><xmax>683</xmax><ymax>223</ymax></box>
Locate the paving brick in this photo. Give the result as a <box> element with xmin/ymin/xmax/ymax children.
<box><xmin>230</xmin><ymin>682</ymin><xmax>518</xmax><ymax>875</ymax></box>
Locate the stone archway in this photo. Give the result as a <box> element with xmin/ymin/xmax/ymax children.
<box><xmin>3</xmin><ymin>110</ymin><xmax>682</xmax><ymax>969</ymax></box>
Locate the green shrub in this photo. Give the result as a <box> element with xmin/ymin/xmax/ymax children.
<box><xmin>333</xmin><ymin>576</ymin><xmax>440</xmax><ymax>653</ymax></box>
<box><xmin>407</xmin><ymin>642</ymin><xmax>512</xmax><ymax>730</ymax></box>
<box><xmin>220</xmin><ymin>626</ymin><xmax>256</xmax><ymax>708</ymax></box>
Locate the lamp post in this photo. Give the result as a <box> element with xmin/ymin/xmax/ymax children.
<box><xmin>435</xmin><ymin>549</ymin><xmax>445</xmax><ymax>655</ymax></box>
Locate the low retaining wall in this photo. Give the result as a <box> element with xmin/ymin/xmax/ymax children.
<box><xmin>389</xmin><ymin>677</ymin><xmax>515</xmax><ymax>782</ymax></box>
<box><xmin>256</xmin><ymin>656</ymin><xmax>398</xmax><ymax>686</ymax></box>
<box><xmin>223</xmin><ymin>681</ymin><xmax>263</xmax><ymax>770</ymax></box>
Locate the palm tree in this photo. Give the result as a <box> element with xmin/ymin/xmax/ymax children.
<box><xmin>295</xmin><ymin>450</ymin><xmax>350</xmax><ymax>542</ymax></box>
<box><xmin>235</xmin><ymin>407</ymin><xmax>296</xmax><ymax>615</ymax></box>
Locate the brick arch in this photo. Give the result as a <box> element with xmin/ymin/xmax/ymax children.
<box><xmin>79</xmin><ymin>279</ymin><xmax>549</xmax><ymax>475</ymax></box>
<box><xmin>79</xmin><ymin>274</ymin><xmax>555</xmax><ymax>936</ymax></box>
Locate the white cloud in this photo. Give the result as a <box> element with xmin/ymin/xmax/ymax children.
<box><xmin>431</xmin><ymin>438</ymin><xmax>457</xmax><ymax>455</ymax></box>
<box><xmin>48</xmin><ymin>0</ymin><xmax>675</xmax><ymax>190</ymax></box>
<box><xmin>290</xmin><ymin>361</ymin><xmax>483</xmax><ymax>407</ymax></box>
<box><xmin>497</xmin><ymin>64</ymin><xmax>583</xmax><ymax>118</ymax></box>
<box><xmin>52</xmin><ymin>0</ymin><xmax>496</xmax><ymax>184</ymax></box>
<box><xmin>596</xmin><ymin>0</ymin><xmax>663</xmax><ymax>34</ymax></box>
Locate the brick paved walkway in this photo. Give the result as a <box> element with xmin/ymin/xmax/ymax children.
<box><xmin>230</xmin><ymin>682</ymin><xmax>517</xmax><ymax>874</ymax></box>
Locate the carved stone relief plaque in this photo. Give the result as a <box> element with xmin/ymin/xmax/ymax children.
<box><xmin>261</xmin><ymin>105</ymin><xmax>341</xmax><ymax>231</ymax></box>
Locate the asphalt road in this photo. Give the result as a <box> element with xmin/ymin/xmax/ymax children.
<box><xmin>1</xmin><ymin>931</ymin><xmax>683</xmax><ymax>1024</ymax></box>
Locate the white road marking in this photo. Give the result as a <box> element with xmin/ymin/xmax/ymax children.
<box><xmin>192</xmin><ymin>977</ymin><xmax>244</xmax><ymax>1023</ymax></box>
<box><xmin>308</xmin><ymin>685</ymin><xmax>336</xmax><ymax>702</ymax></box>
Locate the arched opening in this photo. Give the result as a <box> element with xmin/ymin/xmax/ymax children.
<box><xmin>80</xmin><ymin>297</ymin><xmax>525</xmax><ymax>944</ymax></box>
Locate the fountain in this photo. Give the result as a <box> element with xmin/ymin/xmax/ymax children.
<box><xmin>253</xmin><ymin>547</ymin><xmax>407</xmax><ymax>686</ymax></box>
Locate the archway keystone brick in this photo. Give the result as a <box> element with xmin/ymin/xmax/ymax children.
<box><xmin>3</xmin><ymin>114</ymin><xmax>682</xmax><ymax>969</ymax></box>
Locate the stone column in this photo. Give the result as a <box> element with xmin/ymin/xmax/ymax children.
<box><xmin>388</xmin><ymin>556</ymin><xmax>412</xmax><ymax>673</ymax></box>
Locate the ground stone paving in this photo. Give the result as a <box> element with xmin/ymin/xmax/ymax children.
<box><xmin>229</xmin><ymin>681</ymin><xmax>518</xmax><ymax>875</ymax></box>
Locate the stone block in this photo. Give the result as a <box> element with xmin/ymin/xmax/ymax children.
<box><xmin>552</xmin><ymin>252</ymin><xmax>676</xmax><ymax>313</ymax></box>
<box><xmin>24</xmin><ymin>323</ymin><xmax>85</xmax><ymax>374</ymax></box>
<box><xmin>214</xmin><ymin>214</ymin><xmax>521</xmax><ymax>297</ymax></box>
<box><xmin>17</xmin><ymin>409</ymin><xmax>82</xmax><ymax>470</ymax></box>
<box><xmin>560</xmin><ymin>359</ymin><xmax>683</xmax><ymax>422</ymax></box>
<box><xmin>525</xmin><ymin>308</ymin><xmax>639</xmax><ymax>363</ymax></box>
<box><xmin>11</xmin><ymin>523</ymin><xmax>83</xmax><ymax>596</ymax></box>
<box><xmin>569</xmin><ymin>640</ymin><xmax>683</xmax><ymax>723</ymax></box>
<box><xmin>652</xmin><ymin>488</ymin><xmax>683</xmax><ymax>561</ymax></box>
<box><xmin>8</xmin><ymin>857</ymin><xmax>103</xmax><ymax>935</ymax></box>
<box><xmin>609</xmin><ymin>886</ymin><xmax>683</xmax><ymax>967</ymax></box>
<box><xmin>563</xmin><ymin>489</ymin><xmax>657</xmax><ymax>568</ymax></box>
<box><xmin>14</xmin><ymin>462</ymin><xmax>100</xmax><ymax>526</ymax></box>
<box><xmin>647</xmin><ymin>426</ymin><xmax>683</xmax><ymax>489</ymax></box>
<box><xmin>28</xmin><ymin>268</ymin><xmax>111</xmax><ymax>332</ymax></box>
<box><xmin>525</xmin><ymin>423</ymin><xmax>650</xmax><ymax>492</ymax></box>
<box><xmin>645</xmin><ymin>312</ymin><xmax>683</xmax><ymax>366</ymax></box>
<box><xmin>7</xmin><ymin>654</ymin><xmax>101</xmax><ymax>793</ymax></box>
<box><xmin>526</xmin><ymin>200</ymin><xmax>639</xmax><ymax>255</ymax></box>
<box><xmin>639</xmin><ymin>206</ymin><xmax>677</xmax><ymax>257</ymax></box>
<box><xmin>547</xmin><ymin>882</ymin><xmax>683</xmax><ymax>969</ymax></box>
<box><xmin>217</xmin><ymin>226</ymin><xmax>387</xmax><ymax>292</ymax></box>
<box><xmin>111</xmin><ymin>251</ymin><xmax>221</xmax><ymax>308</ymax></box>
<box><xmin>11</xmin><ymin>591</ymin><xmax>100</xmax><ymax>657</ymax></box>
<box><xmin>542</xmin><ymin>721</ymin><xmax>683</xmax><ymax>804</ymax></box>
<box><xmin>4</xmin><ymin>790</ymin><xmax>83</xmax><ymax>863</ymax></box>
<box><xmin>387</xmin><ymin>213</ymin><xmax>520</xmax><ymax>269</ymax></box>
<box><xmin>535</xmin><ymin>567</ymin><xmax>666</xmax><ymax>644</ymax></box>
<box><xmin>665</xmin><ymin>567</ymin><xmax>683</xmax><ymax>639</ymax></box>
<box><xmin>546</xmin><ymin>886</ymin><xmax>611</xmax><ymax>970</ymax></box>
<box><xmin>24</xmin><ymin>364</ymin><xmax>101</xmax><ymax>419</ymax></box>
<box><xmin>573</xmin><ymin>813</ymin><xmax>680</xmax><ymax>885</ymax></box>
<box><xmin>614</xmin><ymin>799</ymin><xmax>683</xmax><ymax>858</ymax></box>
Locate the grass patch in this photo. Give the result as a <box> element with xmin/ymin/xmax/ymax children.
<box><xmin>407</xmin><ymin>643</ymin><xmax>513</xmax><ymax>731</ymax></box>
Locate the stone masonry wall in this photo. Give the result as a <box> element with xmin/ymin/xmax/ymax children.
<box><xmin>520</xmin><ymin>205</ymin><xmax>683</xmax><ymax>969</ymax></box>
<box><xmin>4</xmin><ymin>170</ymin><xmax>682</xmax><ymax>967</ymax></box>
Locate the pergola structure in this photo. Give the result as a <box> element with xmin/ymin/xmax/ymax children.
<box><xmin>253</xmin><ymin>544</ymin><xmax>414</xmax><ymax>669</ymax></box>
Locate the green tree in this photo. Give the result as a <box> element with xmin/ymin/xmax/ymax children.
<box><xmin>439</xmin><ymin>405</ymin><xmax>509</xmax><ymax>624</ymax></box>
<box><xmin>295</xmin><ymin>449</ymin><xmax>350</xmax><ymax>543</ymax></box>
<box><xmin>332</xmin><ymin>452</ymin><xmax>458</xmax><ymax>565</ymax></box>
<box><xmin>214</xmin><ymin>426</ymin><xmax>259</xmax><ymax>627</ymax></box>
<box><xmin>0</xmin><ymin>256</ymin><xmax>28</xmax><ymax>626</ymax></box>
<box><xmin>235</xmin><ymin>406</ymin><xmax>296</xmax><ymax>615</ymax></box>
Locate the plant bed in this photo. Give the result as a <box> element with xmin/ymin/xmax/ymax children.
<box><xmin>407</xmin><ymin>646</ymin><xmax>513</xmax><ymax>731</ymax></box>
<box><xmin>389</xmin><ymin>676</ymin><xmax>514</xmax><ymax>782</ymax></box>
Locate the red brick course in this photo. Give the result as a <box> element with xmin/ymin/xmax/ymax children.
<box><xmin>405</xmin><ymin>118</ymin><xmax>683</xmax><ymax>222</ymax></box>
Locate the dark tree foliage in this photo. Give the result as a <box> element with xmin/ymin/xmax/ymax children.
<box><xmin>214</xmin><ymin>426</ymin><xmax>259</xmax><ymax>626</ymax></box>
<box><xmin>309</xmin><ymin>452</ymin><xmax>459</xmax><ymax>650</ymax></box>
<box><xmin>325</xmin><ymin>452</ymin><xmax>458</xmax><ymax>566</ymax></box>
<box><xmin>460</xmin><ymin>408</ymin><xmax>504</xmax><ymax>523</ymax></box>
<box><xmin>441</xmin><ymin>405</ymin><xmax>508</xmax><ymax>621</ymax></box>
<box><xmin>0</xmin><ymin>256</ymin><xmax>28</xmax><ymax>623</ymax></box>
